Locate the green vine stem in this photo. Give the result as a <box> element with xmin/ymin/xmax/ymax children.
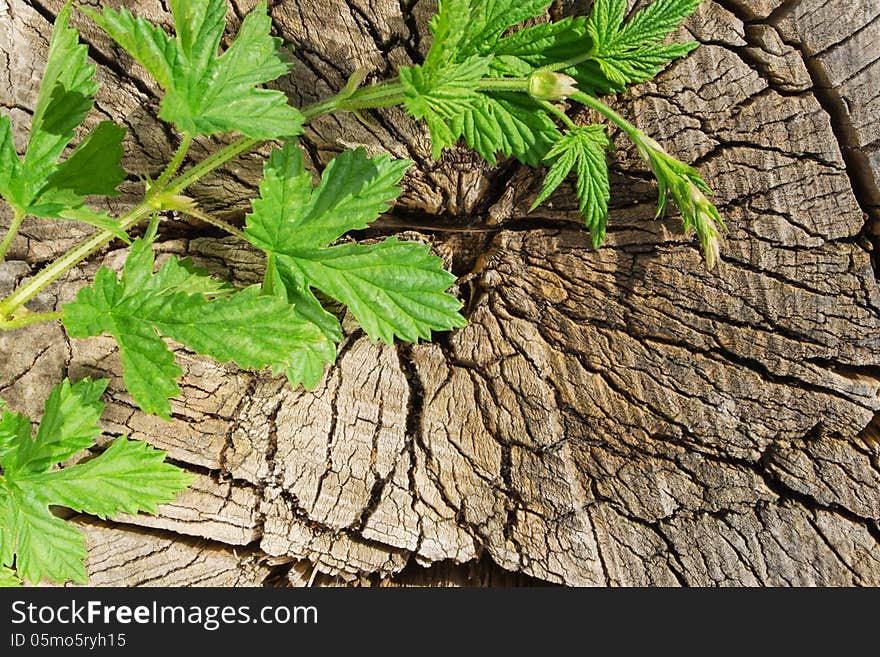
<box><xmin>0</xmin><ymin>310</ymin><xmax>62</xmax><ymax>331</ymax></box>
<box><xmin>182</xmin><ymin>208</ymin><xmax>249</xmax><ymax>242</ymax></box>
<box><xmin>0</xmin><ymin>208</ymin><xmax>24</xmax><ymax>262</ymax></box>
<box><xmin>0</xmin><ymin>78</ymin><xmax>654</xmax><ymax>325</ymax></box>
<box><xmin>570</xmin><ymin>90</ymin><xmax>642</xmax><ymax>141</ymax></box>
<box><xmin>149</xmin><ymin>134</ymin><xmax>194</xmax><ymax>199</ymax></box>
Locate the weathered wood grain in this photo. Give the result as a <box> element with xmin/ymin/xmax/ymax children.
<box><xmin>2</xmin><ymin>0</ymin><xmax>879</xmax><ymax>586</ymax></box>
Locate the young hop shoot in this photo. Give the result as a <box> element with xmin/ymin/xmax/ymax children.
<box><xmin>0</xmin><ymin>0</ymin><xmax>722</xmax><ymax>584</ymax></box>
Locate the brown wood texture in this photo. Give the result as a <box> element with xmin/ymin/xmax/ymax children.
<box><xmin>2</xmin><ymin>0</ymin><xmax>879</xmax><ymax>586</ymax></box>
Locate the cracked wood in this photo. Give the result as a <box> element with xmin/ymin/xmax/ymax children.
<box><xmin>1</xmin><ymin>0</ymin><xmax>880</xmax><ymax>586</ymax></box>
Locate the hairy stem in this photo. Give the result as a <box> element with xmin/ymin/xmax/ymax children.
<box><xmin>0</xmin><ymin>208</ymin><xmax>25</xmax><ymax>262</ymax></box>
<box><xmin>182</xmin><ymin>208</ymin><xmax>248</xmax><ymax>241</ymax></box>
<box><xmin>570</xmin><ymin>91</ymin><xmax>641</xmax><ymax>141</ymax></box>
<box><xmin>539</xmin><ymin>100</ymin><xmax>578</xmax><ymax>131</ymax></box>
<box><xmin>478</xmin><ymin>77</ymin><xmax>532</xmax><ymax>93</ymax></box>
<box><xmin>150</xmin><ymin>134</ymin><xmax>193</xmax><ymax>198</ymax></box>
<box><xmin>168</xmin><ymin>137</ymin><xmax>258</xmax><ymax>195</ymax></box>
<box><xmin>540</xmin><ymin>53</ymin><xmax>594</xmax><ymax>75</ymax></box>
<box><xmin>0</xmin><ymin>205</ymin><xmax>155</xmax><ymax>318</ymax></box>
<box><xmin>0</xmin><ymin>310</ymin><xmax>62</xmax><ymax>330</ymax></box>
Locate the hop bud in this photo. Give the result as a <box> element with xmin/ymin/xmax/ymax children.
<box><xmin>528</xmin><ymin>71</ymin><xmax>578</xmax><ymax>101</ymax></box>
<box><xmin>633</xmin><ymin>131</ymin><xmax>726</xmax><ymax>269</ymax></box>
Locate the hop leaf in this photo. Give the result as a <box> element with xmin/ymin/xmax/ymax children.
<box><xmin>401</xmin><ymin>55</ymin><xmax>492</xmax><ymax>159</ymax></box>
<box><xmin>532</xmin><ymin>126</ymin><xmax>612</xmax><ymax>248</ymax></box>
<box><xmin>0</xmin><ymin>3</ymin><xmax>128</xmax><ymax>239</ymax></box>
<box><xmin>400</xmin><ymin>0</ymin><xmax>561</xmax><ymax>165</ymax></box>
<box><xmin>0</xmin><ymin>379</ymin><xmax>192</xmax><ymax>585</ymax></box>
<box><xmin>246</xmin><ymin>143</ymin><xmax>466</xmax><ymax>386</ymax></box>
<box><xmin>62</xmin><ymin>228</ymin><xmax>327</xmax><ymax>418</ymax></box>
<box><xmin>584</xmin><ymin>0</ymin><xmax>701</xmax><ymax>92</ymax></box>
<box><xmin>86</xmin><ymin>0</ymin><xmax>303</xmax><ymax>139</ymax></box>
<box><xmin>0</xmin><ymin>567</ymin><xmax>21</xmax><ymax>587</ymax></box>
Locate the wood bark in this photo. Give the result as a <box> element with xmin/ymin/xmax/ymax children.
<box><xmin>2</xmin><ymin>0</ymin><xmax>879</xmax><ymax>586</ymax></box>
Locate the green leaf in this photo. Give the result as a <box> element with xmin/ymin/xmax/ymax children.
<box><xmin>63</xmin><ymin>234</ymin><xmax>328</xmax><ymax>418</ymax></box>
<box><xmin>531</xmin><ymin>126</ymin><xmax>611</xmax><ymax>248</ymax></box>
<box><xmin>0</xmin><ymin>566</ymin><xmax>21</xmax><ymax>587</ymax></box>
<box><xmin>488</xmin><ymin>18</ymin><xmax>591</xmax><ymax>77</ymax></box>
<box><xmin>400</xmin><ymin>0</ymin><xmax>561</xmax><ymax>164</ymax></box>
<box><xmin>41</xmin><ymin>122</ymin><xmax>127</xmax><ymax>200</ymax></box>
<box><xmin>0</xmin><ymin>379</ymin><xmax>192</xmax><ymax>585</ymax></box>
<box><xmin>5</xmin><ymin>495</ymin><xmax>89</xmax><ymax>586</ymax></box>
<box><xmin>457</xmin><ymin>93</ymin><xmax>561</xmax><ymax>167</ymax></box>
<box><xmin>121</xmin><ymin>223</ymin><xmax>232</xmax><ymax>298</ymax></box>
<box><xmin>0</xmin><ymin>4</ymin><xmax>128</xmax><ymax>230</ymax></box>
<box><xmin>423</xmin><ymin>0</ymin><xmax>473</xmax><ymax>74</ymax></box>
<box><xmin>279</xmin><ymin>238</ymin><xmax>465</xmax><ymax>344</ymax></box>
<box><xmin>13</xmin><ymin>378</ymin><xmax>107</xmax><ymax>475</ymax></box>
<box><xmin>246</xmin><ymin>143</ymin><xmax>465</xmax><ymax>365</ymax></box>
<box><xmin>247</xmin><ymin>145</ymin><xmax>411</xmax><ymax>253</ymax></box>
<box><xmin>585</xmin><ymin>0</ymin><xmax>701</xmax><ymax>92</ymax></box>
<box><xmin>0</xmin><ymin>118</ymin><xmax>18</xmax><ymax>204</ymax></box>
<box><xmin>28</xmin><ymin>437</ymin><xmax>194</xmax><ymax>519</ymax></box>
<box><xmin>81</xmin><ymin>6</ymin><xmax>177</xmax><ymax>89</ymax></box>
<box><xmin>459</xmin><ymin>0</ymin><xmax>553</xmax><ymax>56</ymax></box>
<box><xmin>402</xmin><ymin>56</ymin><xmax>493</xmax><ymax>160</ymax></box>
<box><xmin>55</xmin><ymin>207</ymin><xmax>132</xmax><ymax>244</ymax></box>
<box><xmin>25</xmin><ymin>3</ymin><xmax>99</xmax><ymax>183</ymax></box>
<box><xmin>266</xmin><ymin>259</ymin><xmax>343</xmax><ymax>390</ymax></box>
<box><xmin>87</xmin><ymin>0</ymin><xmax>303</xmax><ymax>139</ymax></box>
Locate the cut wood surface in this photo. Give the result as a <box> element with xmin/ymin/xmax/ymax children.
<box><xmin>2</xmin><ymin>0</ymin><xmax>880</xmax><ymax>586</ymax></box>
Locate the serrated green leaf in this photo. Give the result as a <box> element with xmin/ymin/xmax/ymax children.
<box><xmin>25</xmin><ymin>2</ymin><xmax>98</xmax><ymax>184</ymax></box>
<box><xmin>87</xmin><ymin>0</ymin><xmax>303</xmax><ymax>139</ymax></box>
<box><xmin>459</xmin><ymin>0</ymin><xmax>552</xmax><ymax>56</ymax></box>
<box><xmin>63</xmin><ymin>235</ymin><xmax>328</xmax><ymax>418</ymax></box>
<box><xmin>488</xmin><ymin>18</ymin><xmax>590</xmax><ymax>77</ymax></box>
<box><xmin>585</xmin><ymin>0</ymin><xmax>701</xmax><ymax>92</ymax></box>
<box><xmin>402</xmin><ymin>55</ymin><xmax>493</xmax><ymax>159</ymax></box>
<box><xmin>457</xmin><ymin>93</ymin><xmax>561</xmax><ymax>167</ymax></box>
<box><xmin>424</xmin><ymin>0</ymin><xmax>473</xmax><ymax>74</ymax></box>
<box><xmin>7</xmin><ymin>496</ymin><xmax>89</xmax><ymax>586</ymax></box>
<box><xmin>13</xmin><ymin>378</ymin><xmax>107</xmax><ymax>475</ymax></box>
<box><xmin>246</xmin><ymin>144</ymin><xmax>465</xmax><ymax>351</ymax></box>
<box><xmin>149</xmin><ymin>257</ymin><xmax>235</xmax><ymax>299</ymax></box>
<box><xmin>121</xmin><ymin>224</ymin><xmax>232</xmax><ymax>298</ymax></box>
<box><xmin>0</xmin><ymin>380</ymin><xmax>191</xmax><ymax>585</ymax></box>
<box><xmin>424</xmin><ymin>0</ymin><xmax>552</xmax><ymax>63</ymax></box>
<box><xmin>55</xmin><ymin>207</ymin><xmax>132</xmax><ymax>244</ymax></box>
<box><xmin>401</xmin><ymin>0</ymin><xmax>562</xmax><ymax>164</ymax></box>
<box><xmin>247</xmin><ymin>144</ymin><xmax>411</xmax><ymax>253</ymax></box>
<box><xmin>0</xmin><ymin>118</ymin><xmax>19</xmax><ymax>203</ymax></box>
<box><xmin>26</xmin><ymin>437</ymin><xmax>194</xmax><ymax>520</ymax></box>
<box><xmin>147</xmin><ymin>287</ymin><xmax>327</xmax><ymax>375</ymax></box>
<box><xmin>168</xmin><ymin>0</ymin><xmax>227</xmax><ymax>82</ymax></box>
<box><xmin>0</xmin><ymin>492</ymin><xmax>13</xmax><ymax>568</ymax></box>
<box><xmin>0</xmin><ymin>5</ymin><xmax>128</xmax><ymax>230</ymax></box>
<box><xmin>82</xmin><ymin>6</ymin><xmax>177</xmax><ymax>89</ymax></box>
<box><xmin>279</xmin><ymin>238</ymin><xmax>466</xmax><ymax>345</ymax></box>
<box><xmin>532</xmin><ymin>126</ymin><xmax>611</xmax><ymax>248</ymax></box>
<box><xmin>41</xmin><ymin>121</ymin><xmax>127</xmax><ymax>201</ymax></box>
<box><xmin>0</xmin><ymin>566</ymin><xmax>21</xmax><ymax>587</ymax></box>
<box><xmin>266</xmin><ymin>259</ymin><xmax>342</xmax><ymax>390</ymax></box>
<box><xmin>0</xmin><ymin>403</ymin><xmax>30</xmax><ymax>465</ymax></box>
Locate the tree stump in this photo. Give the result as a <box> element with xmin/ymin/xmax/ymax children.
<box><xmin>2</xmin><ymin>0</ymin><xmax>879</xmax><ymax>586</ymax></box>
